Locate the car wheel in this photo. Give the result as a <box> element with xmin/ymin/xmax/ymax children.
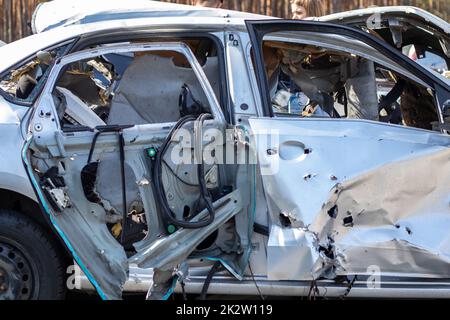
<box><xmin>0</xmin><ymin>210</ymin><xmax>66</xmax><ymax>300</ymax></box>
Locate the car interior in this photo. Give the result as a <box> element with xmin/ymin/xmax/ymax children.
<box><xmin>262</xmin><ymin>36</ymin><xmax>440</xmax><ymax>131</ymax></box>
<box><xmin>53</xmin><ymin>38</ymin><xmax>221</xmax><ymax>129</ymax></box>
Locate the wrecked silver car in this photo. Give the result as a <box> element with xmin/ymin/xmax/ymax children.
<box><xmin>0</xmin><ymin>1</ymin><xmax>449</xmax><ymax>300</ymax></box>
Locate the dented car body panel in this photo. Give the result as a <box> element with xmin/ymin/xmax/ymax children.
<box><xmin>250</xmin><ymin>117</ymin><xmax>450</xmax><ymax>280</ymax></box>
<box><xmin>246</xmin><ymin>17</ymin><xmax>450</xmax><ymax>287</ymax></box>
<box><xmin>319</xmin><ymin>7</ymin><xmax>450</xmax><ymax>77</ymax></box>
<box><xmin>0</xmin><ymin>1</ymin><xmax>450</xmax><ymax>299</ymax></box>
<box><xmin>319</xmin><ymin>6</ymin><xmax>449</xmax><ymax>35</ymax></box>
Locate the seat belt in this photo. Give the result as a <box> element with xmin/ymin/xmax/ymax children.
<box><xmin>378</xmin><ymin>78</ymin><xmax>406</xmax><ymax>111</ymax></box>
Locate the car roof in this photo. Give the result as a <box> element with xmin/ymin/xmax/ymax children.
<box><xmin>32</xmin><ymin>0</ymin><xmax>270</xmax><ymax>33</ymax></box>
<box><xmin>0</xmin><ymin>16</ymin><xmax>272</xmax><ymax>74</ymax></box>
<box><xmin>319</xmin><ymin>6</ymin><xmax>449</xmax><ymax>35</ymax></box>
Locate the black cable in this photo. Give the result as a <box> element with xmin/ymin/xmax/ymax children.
<box><xmin>199</xmin><ymin>260</ymin><xmax>222</xmax><ymax>300</ymax></box>
<box><xmin>154</xmin><ymin>114</ymin><xmax>216</xmax><ymax>229</ymax></box>
<box><xmin>181</xmin><ymin>281</ymin><xmax>188</xmax><ymax>301</ymax></box>
<box><xmin>87</xmin><ymin>124</ymin><xmax>133</xmax><ymax>164</ymax></box>
<box><xmin>195</xmin><ymin>113</ymin><xmax>215</xmax><ymax>225</ymax></box>
<box><xmin>341</xmin><ymin>275</ymin><xmax>357</xmax><ymax>299</ymax></box>
<box><xmin>253</xmin><ymin>223</ymin><xmax>269</xmax><ymax>237</ymax></box>
<box><xmin>87</xmin><ymin>131</ymin><xmax>102</xmax><ymax>164</ymax></box>
<box><xmin>249</xmin><ymin>264</ymin><xmax>265</xmax><ymax>300</ymax></box>
<box><xmin>118</xmin><ymin>130</ymin><xmax>127</xmax><ymax>244</ymax></box>
<box><xmin>85</xmin><ymin>124</ymin><xmax>133</xmax><ymax>244</ymax></box>
<box><xmin>308</xmin><ymin>280</ymin><xmax>319</xmax><ymax>300</ymax></box>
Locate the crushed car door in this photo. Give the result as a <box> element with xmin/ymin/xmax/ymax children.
<box><xmin>246</xmin><ymin>20</ymin><xmax>450</xmax><ymax>282</ymax></box>
<box><xmin>23</xmin><ymin>42</ymin><xmax>248</xmax><ymax>299</ymax></box>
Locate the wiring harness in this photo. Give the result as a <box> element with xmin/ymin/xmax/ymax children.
<box><xmin>153</xmin><ymin>113</ymin><xmax>216</xmax><ymax>229</ymax></box>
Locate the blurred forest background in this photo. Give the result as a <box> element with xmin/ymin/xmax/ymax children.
<box><xmin>0</xmin><ymin>0</ymin><xmax>448</xmax><ymax>43</ymax></box>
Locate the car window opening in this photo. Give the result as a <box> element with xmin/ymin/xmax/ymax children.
<box><xmin>53</xmin><ymin>44</ymin><xmax>219</xmax><ymax>130</ymax></box>
<box><xmin>0</xmin><ymin>45</ymin><xmax>69</xmax><ymax>104</ymax></box>
<box><xmin>263</xmin><ymin>39</ymin><xmax>439</xmax><ymax>131</ymax></box>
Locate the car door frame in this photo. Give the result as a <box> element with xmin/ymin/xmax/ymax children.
<box><xmin>23</xmin><ymin>41</ymin><xmax>229</xmax><ymax>299</ymax></box>
<box><xmin>246</xmin><ymin>19</ymin><xmax>450</xmax><ymax>127</ymax></box>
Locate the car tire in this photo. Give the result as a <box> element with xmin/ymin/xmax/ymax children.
<box><xmin>0</xmin><ymin>210</ymin><xmax>66</xmax><ymax>300</ymax></box>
